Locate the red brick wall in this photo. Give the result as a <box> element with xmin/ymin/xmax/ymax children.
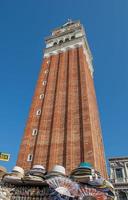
<box><xmin>17</xmin><ymin>46</ymin><xmax>107</xmax><ymax>178</ymax></box>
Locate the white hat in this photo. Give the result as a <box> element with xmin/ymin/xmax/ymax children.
<box><xmin>12</xmin><ymin>166</ymin><xmax>24</xmax><ymax>175</ymax></box>
<box><xmin>32</xmin><ymin>165</ymin><xmax>45</xmax><ymax>170</ymax></box>
<box><xmin>51</xmin><ymin>165</ymin><xmax>66</xmax><ymax>175</ymax></box>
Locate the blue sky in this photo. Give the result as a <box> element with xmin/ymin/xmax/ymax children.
<box><xmin>0</xmin><ymin>0</ymin><xmax>128</xmax><ymax>172</ymax></box>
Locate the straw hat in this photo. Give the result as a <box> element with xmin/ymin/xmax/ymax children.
<box><xmin>51</xmin><ymin>165</ymin><xmax>66</xmax><ymax>175</ymax></box>
<box><xmin>12</xmin><ymin>166</ymin><xmax>24</xmax><ymax>175</ymax></box>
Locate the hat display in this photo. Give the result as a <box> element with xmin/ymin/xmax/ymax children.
<box><xmin>78</xmin><ymin>162</ymin><xmax>92</xmax><ymax>169</ymax></box>
<box><xmin>2</xmin><ymin>166</ymin><xmax>24</xmax><ymax>183</ymax></box>
<box><xmin>27</xmin><ymin>165</ymin><xmax>46</xmax><ymax>177</ymax></box>
<box><xmin>32</xmin><ymin>165</ymin><xmax>45</xmax><ymax>170</ymax></box>
<box><xmin>3</xmin><ymin>173</ymin><xmax>22</xmax><ymax>184</ymax></box>
<box><xmin>71</xmin><ymin>168</ymin><xmax>92</xmax><ymax>176</ymax></box>
<box><xmin>12</xmin><ymin>166</ymin><xmax>24</xmax><ymax>175</ymax></box>
<box><xmin>70</xmin><ymin>165</ymin><xmax>94</xmax><ymax>184</ymax></box>
<box><xmin>46</xmin><ymin>165</ymin><xmax>66</xmax><ymax>179</ymax></box>
<box><xmin>22</xmin><ymin>164</ymin><xmax>46</xmax><ymax>183</ymax></box>
<box><xmin>11</xmin><ymin>166</ymin><xmax>24</xmax><ymax>179</ymax></box>
<box><xmin>0</xmin><ymin>163</ymin><xmax>115</xmax><ymax>200</ymax></box>
<box><xmin>51</xmin><ymin>165</ymin><xmax>66</xmax><ymax>175</ymax></box>
<box><xmin>23</xmin><ymin>174</ymin><xmax>44</xmax><ymax>183</ymax></box>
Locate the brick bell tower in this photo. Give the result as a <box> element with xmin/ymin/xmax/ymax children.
<box><xmin>17</xmin><ymin>20</ymin><xmax>107</xmax><ymax>178</ymax></box>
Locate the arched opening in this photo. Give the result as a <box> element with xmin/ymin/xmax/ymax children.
<box><xmin>36</xmin><ymin>109</ymin><xmax>41</xmax><ymax>116</ymax></box>
<box><xmin>32</xmin><ymin>128</ymin><xmax>38</xmax><ymax>136</ymax></box>
<box><xmin>59</xmin><ymin>40</ymin><xmax>63</xmax><ymax>45</ymax></box>
<box><xmin>119</xmin><ymin>191</ymin><xmax>127</xmax><ymax>200</ymax></box>
<box><xmin>53</xmin><ymin>42</ymin><xmax>57</xmax><ymax>46</ymax></box>
<box><xmin>42</xmin><ymin>80</ymin><xmax>47</xmax><ymax>86</ymax></box>
<box><xmin>65</xmin><ymin>38</ymin><xmax>70</xmax><ymax>42</ymax></box>
<box><xmin>27</xmin><ymin>154</ymin><xmax>33</xmax><ymax>161</ymax></box>
<box><xmin>71</xmin><ymin>35</ymin><xmax>75</xmax><ymax>40</ymax></box>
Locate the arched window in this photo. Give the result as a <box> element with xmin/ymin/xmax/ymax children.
<box><xmin>44</xmin><ymin>69</ymin><xmax>49</xmax><ymax>74</ymax></box>
<box><xmin>32</xmin><ymin>128</ymin><xmax>38</xmax><ymax>136</ymax></box>
<box><xmin>42</xmin><ymin>80</ymin><xmax>47</xmax><ymax>85</ymax></box>
<box><xmin>59</xmin><ymin>40</ymin><xmax>63</xmax><ymax>45</ymax></box>
<box><xmin>39</xmin><ymin>93</ymin><xmax>44</xmax><ymax>99</ymax></box>
<box><xmin>36</xmin><ymin>109</ymin><xmax>41</xmax><ymax>116</ymax></box>
<box><xmin>119</xmin><ymin>191</ymin><xmax>127</xmax><ymax>200</ymax></box>
<box><xmin>53</xmin><ymin>42</ymin><xmax>57</xmax><ymax>46</ymax></box>
<box><xmin>71</xmin><ymin>35</ymin><xmax>75</xmax><ymax>40</ymax></box>
<box><xmin>65</xmin><ymin>38</ymin><xmax>70</xmax><ymax>42</ymax></box>
<box><xmin>27</xmin><ymin>154</ymin><xmax>33</xmax><ymax>161</ymax></box>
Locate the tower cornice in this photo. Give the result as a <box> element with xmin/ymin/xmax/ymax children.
<box><xmin>44</xmin><ymin>20</ymin><xmax>94</xmax><ymax>76</ymax></box>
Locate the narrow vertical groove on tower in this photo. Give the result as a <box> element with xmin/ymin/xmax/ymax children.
<box><xmin>79</xmin><ymin>47</ymin><xmax>95</xmax><ymax>165</ymax></box>
<box><xmin>48</xmin><ymin>52</ymin><xmax>67</xmax><ymax>167</ymax></box>
<box><xmin>63</xmin><ymin>50</ymin><xmax>69</xmax><ymax>168</ymax></box>
<box><xmin>66</xmin><ymin>49</ymin><xmax>73</xmax><ymax>171</ymax></box>
<box><xmin>77</xmin><ymin>47</ymin><xmax>84</xmax><ymax>162</ymax></box>
<box><xmin>46</xmin><ymin>53</ymin><xmax>60</xmax><ymax>170</ymax></box>
<box><xmin>66</xmin><ymin>48</ymin><xmax>81</xmax><ymax>172</ymax></box>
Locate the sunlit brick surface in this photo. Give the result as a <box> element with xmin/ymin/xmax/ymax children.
<box><xmin>17</xmin><ymin>46</ymin><xmax>107</xmax><ymax>178</ymax></box>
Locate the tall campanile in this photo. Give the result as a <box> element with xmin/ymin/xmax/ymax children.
<box><xmin>17</xmin><ymin>20</ymin><xmax>107</xmax><ymax>178</ymax></box>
